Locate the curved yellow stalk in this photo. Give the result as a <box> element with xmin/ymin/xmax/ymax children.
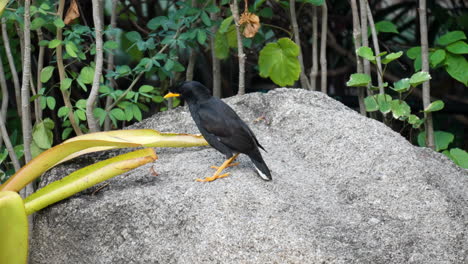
<box><xmin>0</xmin><ymin>191</ymin><xmax>28</xmax><ymax>264</ymax></box>
<box><xmin>0</xmin><ymin>129</ymin><xmax>207</xmax><ymax>192</ymax></box>
<box><xmin>24</xmin><ymin>148</ymin><xmax>157</xmax><ymax>215</ymax></box>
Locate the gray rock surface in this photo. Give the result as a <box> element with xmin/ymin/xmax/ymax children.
<box><xmin>31</xmin><ymin>88</ymin><xmax>467</xmax><ymax>263</ymax></box>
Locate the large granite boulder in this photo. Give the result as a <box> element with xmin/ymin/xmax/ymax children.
<box><xmin>31</xmin><ymin>89</ymin><xmax>467</xmax><ymax>263</ymax></box>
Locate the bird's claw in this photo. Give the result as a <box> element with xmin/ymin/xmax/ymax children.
<box><xmin>196</xmin><ymin>173</ymin><xmax>230</xmax><ymax>182</ymax></box>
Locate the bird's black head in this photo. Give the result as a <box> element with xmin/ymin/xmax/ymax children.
<box><xmin>164</xmin><ymin>81</ymin><xmax>212</xmax><ymax>104</ymax></box>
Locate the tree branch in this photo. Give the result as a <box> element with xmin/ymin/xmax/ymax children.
<box><xmin>366</xmin><ymin>2</ymin><xmax>384</xmax><ymax>94</ymax></box>
<box><xmin>104</xmin><ymin>0</ymin><xmax>118</xmax><ymax>131</ymax></box>
<box><xmin>21</xmin><ymin>0</ymin><xmax>32</xmax><ymax>163</ymax></box>
<box><xmin>230</xmin><ymin>0</ymin><xmax>246</xmax><ymax>95</ymax></box>
<box><xmin>86</xmin><ymin>0</ymin><xmax>104</xmax><ymax>132</ymax></box>
<box><xmin>418</xmin><ymin>0</ymin><xmax>434</xmax><ymax>149</ymax></box>
<box><xmin>320</xmin><ymin>3</ymin><xmax>328</xmax><ymax>93</ymax></box>
<box><xmin>1</xmin><ymin>18</ymin><xmax>22</xmax><ymax>117</ymax></box>
<box><xmin>350</xmin><ymin>0</ymin><xmax>366</xmax><ymax>115</ymax></box>
<box><xmin>210</xmin><ymin>11</ymin><xmax>222</xmax><ymax>98</ymax></box>
<box><xmin>310</xmin><ymin>6</ymin><xmax>318</xmax><ymax>91</ymax></box>
<box><xmin>290</xmin><ymin>0</ymin><xmax>310</xmax><ymax>90</ymax></box>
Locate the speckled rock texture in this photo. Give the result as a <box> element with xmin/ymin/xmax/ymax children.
<box><xmin>31</xmin><ymin>88</ymin><xmax>467</xmax><ymax>264</ymax></box>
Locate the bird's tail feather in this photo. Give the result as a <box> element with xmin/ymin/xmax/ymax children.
<box><xmin>249</xmin><ymin>151</ymin><xmax>272</xmax><ymax>181</ymax></box>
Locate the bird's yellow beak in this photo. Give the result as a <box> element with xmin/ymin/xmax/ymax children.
<box><xmin>164</xmin><ymin>92</ymin><xmax>181</xmax><ymax>99</ymax></box>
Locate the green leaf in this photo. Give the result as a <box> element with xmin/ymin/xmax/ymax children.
<box><xmin>376</xmin><ymin>94</ymin><xmax>392</xmax><ymax>114</ymax></box>
<box><xmin>424</xmin><ymin>100</ymin><xmax>444</xmax><ymax>112</ymax></box>
<box><xmin>40</xmin><ymin>66</ymin><xmax>55</xmax><ymax>83</ymax></box>
<box><xmin>437</xmin><ymin>31</ymin><xmax>467</xmax><ymax>46</ymax></box>
<box><xmin>32</xmin><ymin>121</ymin><xmax>53</xmax><ymax>149</ymax></box>
<box><xmin>75</xmin><ymin>109</ymin><xmax>86</xmax><ymax>121</ymax></box>
<box><xmin>409</xmin><ymin>71</ymin><xmax>431</xmax><ymax>87</ymax></box>
<box><xmin>197</xmin><ymin>29</ymin><xmax>207</xmax><ymax>45</ymax></box>
<box><xmin>65</xmin><ymin>42</ymin><xmax>78</xmax><ymax>58</ymax></box>
<box><xmin>152</xmin><ymin>95</ymin><xmax>164</xmax><ymax>103</ymax></box>
<box><xmin>446</xmin><ymin>41</ymin><xmax>468</xmax><ymax>54</ymax></box>
<box><xmin>164</xmin><ymin>59</ymin><xmax>175</xmax><ymax>72</ymax></box>
<box><xmin>392</xmin><ymin>78</ymin><xmax>410</xmax><ymax>93</ymax></box>
<box><xmin>94</xmin><ymin>108</ymin><xmax>107</xmax><ymax>126</ymax></box>
<box><xmin>46</xmin><ymin>97</ymin><xmax>56</xmax><ymax>110</ymax></box>
<box><xmin>132</xmin><ymin>104</ymin><xmax>142</xmax><ymax>121</ymax></box>
<box><xmin>110</xmin><ymin>108</ymin><xmax>125</xmax><ymax>120</ymax></box>
<box><xmin>61</xmin><ymin>127</ymin><xmax>73</xmax><ymax>140</ymax></box>
<box><xmin>139</xmin><ymin>85</ymin><xmax>154</xmax><ymax>93</ymax></box>
<box><xmin>408</xmin><ymin>114</ymin><xmax>420</xmax><ymax>125</ymax></box>
<box><xmin>60</xmin><ymin>78</ymin><xmax>73</xmax><ymax>91</ymax></box>
<box><xmin>201</xmin><ymin>11</ymin><xmax>211</xmax><ymax>26</ymax></box>
<box><xmin>356</xmin><ymin>46</ymin><xmax>375</xmax><ymax>62</ymax></box>
<box><xmin>78</xmin><ymin>66</ymin><xmax>94</xmax><ymax>84</ymax></box>
<box><xmin>418</xmin><ymin>131</ymin><xmax>455</xmax><ymax>151</ymax></box>
<box><xmin>375</xmin><ymin>20</ymin><xmax>398</xmax><ymax>34</ymax></box>
<box><xmin>381</xmin><ymin>51</ymin><xmax>403</xmax><ymax>64</ymax></box>
<box><xmin>448</xmin><ymin>148</ymin><xmax>468</xmax><ymax>168</ymax></box>
<box><xmin>205</xmin><ymin>4</ymin><xmax>220</xmax><ymax>13</ymax></box>
<box><xmin>300</xmin><ymin>0</ymin><xmax>324</xmax><ymax>5</ymax></box>
<box><xmin>430</xmin><ymin>49</ymin><xmax>446</xmax><ymax>67</ymax></box>
<box><xmin>125</xmin><ymin>31</ymin><xmax>142</xmax><ymax>42</ymax></box>
<box><xmin>104</xmin><ymin>40</ymin><xmax>118</xmax><ymax>50</ymax></box>
<box><xmin>226</xmin><ymin>25</ymin><xmax>238</xmax><ymax>48</ymax></box>
<box><xmin>58</xmin><ymin>106</ymin><xmax>70</xmax><ymax>118</ymax></box>
<box><xmin>346</xmin><ymin>73</ymin><xmax>371</xmax><ymax>87</ymax></box>
<box><xmin>258</xmin><ymin>7</ymin><xmax>273</xmax><ymax>18</ymax></box>
<box><xmin>48</xmin><ymin>39</ymin><xmax>62</xmax><ymax>49</ymax></box>
<box><xmin>147</xmin><ymin>16</ymin><xmax>168</xmax><ymax>30</ymax></box>
<box><xmin>391</xmin><ymin>100</ymin><xmax>411</xmax><ymax>119</ymax></box>
<box><xmin>215</xmin><ymin>31</ymin><xmax>229</xmax><ymax>59</ymax></box>
<box><xmin>31</xmin><ymin>17</ymin><xmax>46</xmax><ymax>30</ymax></box>
<box><xmin>258</xmin><ymin>38</ymin><xmax>301</xmax><ymax>87</ymax></box>
<box><xmin>53</xmin><ymin>18</ymin><xmax>65</xmax><ymax>28</ymax></box>
<box><xmin>364</xmin><ymin>96</ymin><xmax>378</xmax><ymax>112</ymax></box>
<box><xmin>407</xmin><ymin>46</ymin><xmax>421</xmax><ymax>59</ymax></box>
<box><xmin>219</xmin><ymin>16</ymin><xmax>233</xmax><ymax>34</ymax></box>
<box><xmin>445</xmin><ymin>53</ymin><xmax>468</xmax><ymax>86</ymax></box>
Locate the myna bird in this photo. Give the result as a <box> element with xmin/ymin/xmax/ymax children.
<box><xmin>164</xmin><ymin>81</ymin><xmax>271</xmax><ymax>182</ymax></box>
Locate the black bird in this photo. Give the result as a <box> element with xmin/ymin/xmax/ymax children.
<box><xmin>164</xmin><ymin>81</ymin><xmax>271</xmax><ymax>182</ymax></box>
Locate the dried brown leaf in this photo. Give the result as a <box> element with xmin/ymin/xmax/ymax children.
<box><xmin>64</xmin><ymin>0</ymin><xmax>80</xmax><ymax>25</ymax></box>
<box><xmin>239</xmin><ymin>12</ymin><xmax>260</xmax><ymax>38</ymax></box>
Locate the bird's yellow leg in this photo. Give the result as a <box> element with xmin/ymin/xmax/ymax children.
<box><xmin>196</xmin><ymin>153</ymin><xmax>240</xmax><ymax>182</ymax></box>
<box><xmin>210</xmin><ymin>162</ymin><xmax>240</xmax><ymax>169</ymax></box>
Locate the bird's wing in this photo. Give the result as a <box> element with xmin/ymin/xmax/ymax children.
<box><xmin>198</xmin><ymin>99</ymin><xmax>256</xmax><ymax>154</ymax></box>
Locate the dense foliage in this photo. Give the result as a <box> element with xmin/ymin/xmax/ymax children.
<box><xmin>0</xmin><ymin>0</ymin><xmax>467</xmax><ymax>182</ymax></box>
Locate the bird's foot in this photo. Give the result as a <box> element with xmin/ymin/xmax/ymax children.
<box><xmin>196</xmin><ymin>173</ymin><xmax>230</xmax><ymax>182</ymax></box>
<box><xmin>210</xmin><ymin>162</ymin><xmax>240</xmax><ymax>169</ymax></box>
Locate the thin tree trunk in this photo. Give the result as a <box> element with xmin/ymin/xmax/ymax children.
<box><xmin>366</xmin><ymin>2</ymin><xmax>384</xmax><ymax>94</ymax></box>
<box><xmin>186</xmin><ymin>50</ymin><xmax>196</xmax><ymax>81</ymax></box>
<box><xmin>290</xmin><ymin>0</ymin><xmax>310</xmax><ymax>89</ymax></box>
<box><xmin>15</xmin><ymin>23</ymin><xmax>25</xmax><ymax>64</ymax></box>
<box><xmin>21</xmin><ymin>0</ymin><xmax>32</xmax><ymax>163</ymax></box>
<box><xmin>359</xmin><ymin>0</ymin><xmax>371</xmax><ymax>96</ymax></box>
<box><xmin>418</xmin><ymin>0</ymin><xmax>434</xmax><ymax>149</ymax></box>
<box><xmin>86</xmin><ymin>0</ymin><xmax>104</xmax><ymax>132</ymax></box>
<box><xmin>0</xmin><ymin>53</ymin><xmax>8</xmax><ymax>147</ymax></box>
<box><xmin>320</xmin><ymin>3</ymin><xmax>328</xmax><ymax>93</ymax></box>
<box><xmin>104</xmin><ymin>0</ymin><xmax>118</xmax><ymax>131</ymax></box>
<box><xmin>210</xmin><ymin>11</ymin><xmax>222</xmax><ymax>98</ymax></box>
<box><xmin>0</xmin><ymin>112</ymin><xmax>20</xmax><ymax>171</ymax></box>
<box><xmin>20</xmin><ymin>2</ymin><xmax>35</xmax><ymax>236</ymax></box>
<box><xmin>56</xmin><ymin>0</ymin><xmax>82</xmax><ymax>135</ymax></box>
<box><xmin>35</xmin><ymin>28</ymin><xmax>45</xmax><ymax>122</ymax></box>
<box><xmin>2</xmin><ymin>18</ymin><xmax>22</xmax><ymax>117</ymax></box>
<box><xmin>310</xmin><ymin>7</ymin><xmax>318</xmax><ymax>91</ymax></box>
<box><xmin>230</xmin><ymin>0</ymin><xmax>246</xmax><ymax>95</ymax></box>
<box><xmin>350</xmin><ymin>0</ymin><xmax>366</xmax><ymax>115</ymax></box>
